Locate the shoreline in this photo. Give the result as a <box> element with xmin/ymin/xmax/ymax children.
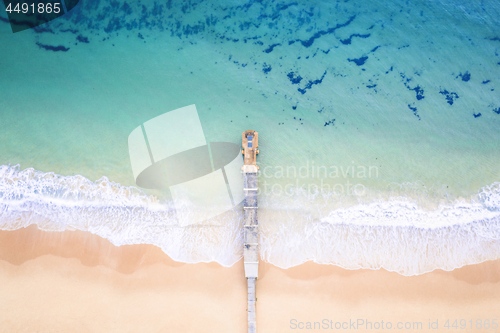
<box><xmin>0</xmin><ymin>226</ymin><xmax>499</xmax><ymax>332</ymax></box>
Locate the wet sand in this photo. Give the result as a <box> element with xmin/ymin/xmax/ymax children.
<box><xmin>0</xmin><ymin>225</ymin><xmax>499</xmax><ymax>332</ymax></box>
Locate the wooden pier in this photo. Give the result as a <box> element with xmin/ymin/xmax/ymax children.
<box><xmin>242</xmin><ymin>130</ymin><xmax>259</xmax><ymax>333</ymax></box>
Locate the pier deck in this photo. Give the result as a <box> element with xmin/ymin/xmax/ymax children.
<box><xmin>242</xmin><ymin>130</ymin><xmax>259</xmax><ymax>170</ymax></box>
<box><xmin>242</xmin><ymin>130</ymin><xmax>259</xmax><ymax>333</ymax></box>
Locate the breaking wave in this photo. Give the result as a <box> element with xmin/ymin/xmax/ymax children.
<box><xmin>1</xmin><ymin>165</ymin><xmax>499</xmax><ymax>275</ymax></box>
<box><xmin>0</xmin><ymin>165</ymin><xmax>244</xmax><ymax>266</ymax></box>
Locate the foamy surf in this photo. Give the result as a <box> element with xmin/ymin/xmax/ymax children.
<box><xmin>1</xmin><ymin>164</ymin><xmax>499</xmax><ymax>275</ymax></box>
<box><xmin>0</xmin><ymin>165</ymin><xmax>244</xmax><ymax>266</ymax></box>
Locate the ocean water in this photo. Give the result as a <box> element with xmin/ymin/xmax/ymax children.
<box><xmin>0</xmin><ymin>0</ymin><xmax>499</xmax><ymax>275</ymax></box>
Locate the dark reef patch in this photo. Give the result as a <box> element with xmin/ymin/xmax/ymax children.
<box><xmin>77</xmin><ymin>35</ymin><xmax>89</xmax><ymax>43</ymax></box>
<box><xmin>473</xmin><ymin>112</ymin><xmax>482</xmax><ymax>118</ymax></box>
<box><xmin>340</xmin><ymin>33</ymin><xmax>370</xmax><ymax>45</ymax></box>
<box><xmin>287</xmin><ymin>72</ymin><xmax>303</xmax><ymax>84</ymax></box>
<box><xmin>61</xmin><ymin>28</ymin><xmax>79</xmax><ymax>34</ymax></box>
<box><xmin>22</xmin><ymin>0</ymin><xmax>497</xmax><ymax>119</ymax></box>
<box><xmin>262</xmin><ymin>63</ymin><xmax>272</xmax><ymax>74</ymax></box>
<box><xmin>183</xmin><ymin>23</ymin><xmax>206</xmax><ymax>36</ymax></box>
<box><xmin>458</xmin><ymin>71</ymin><xmax>471</xmax><ymax>82</ymax></box>
<box><xmin>493</xmin><ymin>107</ymin><xmax>500</xmax><ymax>114</ymax></box>
<box><xmin>277</xmin><ymin>2</ymin><xmax>298</xmax><ymax>11</ymax></box>
<box><xmin>104</xmin><ymin>18</ymin><xmax>123</xmax><ymax>33</ymax></box>
<box><xmin>407</xmin><ymin>104</ymin><xmax>420</xmax><ymax>120</ymax></box>
<box><xmin>35</xmin><ymin>42</ymin><xmax>69</xmax><ymax>52</ymax></box>
<box><xmin>400</xmin><ymin>73</ymin><xmax>424</xmax><ymax>100</ymax></box>
<box><xmin>411</xmin><ymin>86</ymin><xmax>425</xmax><ymax>100</ymax></box>
<box><xmin>33</xmin><ymin>26</ymin><xmax>54</xmax><ymax>33</ymax></box>
<box><xmin>263</xmin><ymin>43</ymin><xmax>281</xmax><ymax>53</ymax></box>
<box><xmin>482</xmin><ymin>80</ymin><xmax>490</xmax><ymax>84</ymax></box>
<box><xmin>291</xmin><ymin>15</ymin><xmax>356</xmax><ymax>48</ymax></box>
<box><xmin>243</xmin><ymin>36</ymin><xmax>262</xmax><ymax>43</ymax></box>
<box><xmin>439</xmin><ymin>89</ymin><xmax>459</xmax><ymax>105</ymax></box>
<box><xmin>298</xmin><ymin>71</ymin><xmax>327</xmax><ymax>94</ymax></box>
<box><xmin>121</xmin><ymin>2</ymin><xmax>133</xmax><ymax>15</ymax></box>
<box><xmin>348</xmin><ymin>56</ymin><xmax>368</xmax><ymax>66</ymax></box>
<box><xmin>324</xmin><ymin>119</ymin><xmax>335</xmax><ymax>126</ymax></box>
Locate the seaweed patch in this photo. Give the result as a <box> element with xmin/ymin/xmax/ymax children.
<box><xmin>439</xmin><ymin>89</ymin><xmax>459</xmax><ymax>105</ymax></box>
<box><xmin>407</xmin><ymin>104</ymin><xmax>420</xmax><ymax>120</ymax></box>
<box><xmin>290</xmin><ymin>15</ymin><xmax>356</xmax><ymax>48</ymax></box>
<box><xmin>493</xmin><ymin>107</ymin><xmax>500</xmax><ymax>114</ymax></box>
<box><xmin>348</xmin><ymin>56</ymin><xmax>368</xmax><ymax>66</ymax></box>
<box><xmin>35</xmin><ymin>42</ymin><xmax>70</xmax><ymax>52</ymax></box>
<box><xmin>61</xmin><ymin>28</ymin><xmax>79</xmax><ymax>34</ymax></box>
<box><xmin>287</xmin><ymin>72</ymin><xmax>303</xmax><ymax>84</ymax></box>
<box><xmin>276</xmin><ymin>2</ymin><xmax>298</xmax><ymax>12</ymax></box>
<box><xmin>298</xmin><ymin>70</ymin><xmax>327</xmax><ymax>94</ymax></box>
<box><xmin>401</xmin><ymin>73</ymin><xmax>424</xmax><ymax>100</ymax></box>
<box><xmin>457</xmin><ymin>71</ymin><xmax>471</xmax><ymax>82</ymax></box>
<box><xmin>77</xmin><ymin>35</ymin><xmax>89</xmax><ymax>43</ymax></box>
<box><xmin>33</xmin><ymin>26</ymin><xmax>54</xmax><ymax>33</ymax></box>
<box><xmin>324</xmin><ymin>119</ymin><xmax>335</xmax><ymax>126</ymax></box>
<box><xmin>473</xmin><ymin>112</ymin><xmax>482</xmax><ymax>118</ymax></box>
<box><xmin>340</xmin><ymin>33</ymin><xmax>370</xmax><ymax>45</ymax></box>
<box><xmin>411</xmin><ymin>86</ymin><xmax>424</xmax><ymax>100</ymax></box>
<box><xmin>262</xmin><ymin>63</ymin><xmax>272</xmax><ymax>74</ymax></box>
<box><xmin>263</xmin><ymin>43</ymin><xmax>281</xmax><ymax>53</ymax></box>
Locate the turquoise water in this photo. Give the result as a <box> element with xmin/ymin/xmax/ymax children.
<box><xmin>1</xmin><ymin>0</ymin><xmax>499</xmax><ymax>275</ymax></box>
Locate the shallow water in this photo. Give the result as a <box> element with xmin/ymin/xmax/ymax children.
<box><xmin>0</xmin><ymin>0</ymin><xmax>499</xmax><ymax>275</ymax></box>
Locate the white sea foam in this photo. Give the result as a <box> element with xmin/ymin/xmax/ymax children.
<box><xmin>258</xmin><ymin>183</ymin><xmax>500</xmax><ymax>275</ymax></box>
<box><xmin>1</xmin><ymin>165</ymin><xmax>499</xmax><ymax>275</ymax></box>
<box><xmin>260</xmin><ymin>217</ymin><xmax>500</xmax><ymax>275</ymax></box>
<box><xmin>322</xmin><ymin>188</ymin><xmax>500</xmax><ymax>228</ymax></box>
<box><xmin>0</xmin><ymin>165</ymin><xmax>244</xmax><ymax>266</ymax></box>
